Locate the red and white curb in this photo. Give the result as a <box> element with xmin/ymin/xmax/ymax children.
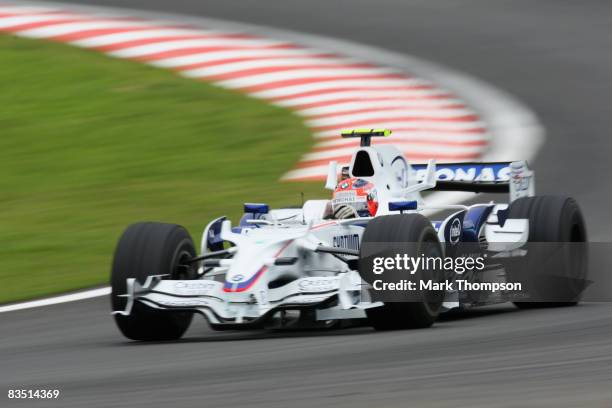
<box><xmin>0</xmin><ymin>3</ymin><xmax>488</xmax><ymax>182</ymax></box>
<box><xmin>0</xmin><ymin>1</ymin><xmax>544</xmax><ymax>312</ymax></box>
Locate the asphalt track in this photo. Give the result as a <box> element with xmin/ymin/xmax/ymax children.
<box><xmin>3</xmin><ymin>1</ymin><xmax>612</xmax><ymax>407</ymax></box>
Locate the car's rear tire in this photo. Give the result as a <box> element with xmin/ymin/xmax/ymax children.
<box><xmin>360</xmin><ymin>214</ymin><xmax>444</xmax><ymax>330</ymax></box>
<box><xmin>111</xmin><ymin>222</ymin><xmax>197</xmax><ymax>341</ymax></box>
<box><xmin>506</xmin><ymin>196</ymin><xmax>587</xmax><ymax>309</ymax></box>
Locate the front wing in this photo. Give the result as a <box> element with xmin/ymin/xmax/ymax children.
<box><xmin>113</xmin><ymin>271</ymin><xmax>381</xmax><ymax>326</ymax></box>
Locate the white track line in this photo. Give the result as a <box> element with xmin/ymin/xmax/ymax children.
<box><xmin>0</xmin><ymin>287</ymin><xmax>110</xmax><ymax>313</ymax></box>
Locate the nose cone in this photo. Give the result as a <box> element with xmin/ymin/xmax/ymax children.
<box><xmin>223</xmin><ymin>237</ymin><xmax>280</xmax><ymax>293</ymax></box>
<box><xmin>220</xmin><ymin>226</ymin><xmax>302</xmax><ymax>293</ymax></box>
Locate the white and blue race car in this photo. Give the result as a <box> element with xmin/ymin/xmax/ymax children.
<box><xmin>111</xmin><ymin>129</ymin><xmax>587</xmax><ymax>340</ymax></box>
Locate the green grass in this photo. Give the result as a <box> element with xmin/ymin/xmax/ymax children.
<box><xmin>0</xmin><ymin>34</ymin><xmax>325</xmax><ymax>303</ymax></box>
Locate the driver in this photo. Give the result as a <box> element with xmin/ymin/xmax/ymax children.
<box><xmin>330</xmin><ymin>178</ymin><xmax>379</xmax><ymax>219</ymax></box>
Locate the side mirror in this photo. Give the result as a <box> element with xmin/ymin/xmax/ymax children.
<box><xmin>388</xmin><ymin>201</ymin><xmax>418</xmax><ymax>213</ymax></box>
<box><xmin>244</xmin><ymin>203</ymin><xmax>269</xmax><ymax>214</ymax></box>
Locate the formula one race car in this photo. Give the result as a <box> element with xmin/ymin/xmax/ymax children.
<box><xmin>111</xmin><ymin>129</ymin><xmax>588</xmax><ymax>340</ymax></box>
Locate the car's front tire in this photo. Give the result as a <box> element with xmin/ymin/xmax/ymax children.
<box><xmin>111</xmin><ymin>222</ymin><xmax>197</xmax><ymax>341</ymax></box>
<box><xmin>360</xmin><ymin>214</ymin><xmax>444</xmax><ymax>330</ymax></box>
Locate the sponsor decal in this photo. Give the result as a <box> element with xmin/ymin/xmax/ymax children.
<box><xmin>353</xmin><ymin>179</ymin><xmax>369</xmax><ymax>188</ymax></box>
<box><xmin>174</xmin><ymin>282</ymin><xmax>217</xmax><ymax>290</ymax></box>
<box><xmin>367</xmin><ymin>189</ymin><xmax>378</xmax><ymax>203</ymax></box>
<box><xmin>391</xmin><ymin>156</ymin><xmax>410</xmax><ymax>188</ymax></box>
<box><xmin>298</xmin><ymin>278</ymin><xmax>339</xmax><ymax>292</ymax></box>
<box><xmin>511</xmin><ymin>163</ymin><xmax>530</xmax><ymax>192</ymax></box>
<box><xmin>449</xmin><ymin>218</ymin><xmax>462</xmax><ymax>244</ymax></box>
<box><xmin>332</xmin><ymin>190</ymin><xmax>361</xmax><ymax>205</ymax></box>
<box><xmin>173</xmin><ymin>281</ymin><xmax>218</xmax><ymax>295</ymax></box>
<box><xmin>512</xmin><ymin>174</ymin><xmax>528</xmax><ymax>191</ymax></box>
<box><xmin>333</xmin><ymin>234</ymin><xmax>360</xmax><ymax>250</ymax></box>
<box><xmin>258</xmin><ymin>289</ymin><xmax>269</xmax><ymax>305</ymax></box>
<box><xmin>287</xmin><ymin>295</ymin><xmax>332</xmax><ymax>303</ymax></box>
<box><xmin>413</xmin><ymin>164</ymin><xmax>511</xmax><ymax>182</ymax></box>
<box><xmin>156</xmin><ymin>299</ymin><xmax>211</xmax><ymax>307</ymax></box>
<box><xmin>231</xmin><ymin>274</ymin><xmax>245</xmax><ymax>282</ymax></box>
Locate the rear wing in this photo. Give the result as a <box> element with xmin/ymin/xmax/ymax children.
<box><xmin>411</xmin><ymin>161</ymin><xmax>534</xmax><ymax>200</ymax></box>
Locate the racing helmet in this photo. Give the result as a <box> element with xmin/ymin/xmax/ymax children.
<box><xmin>331</xmin><ymin>177</ymin><xmax>379</xmax><ymax>218</ymax></box>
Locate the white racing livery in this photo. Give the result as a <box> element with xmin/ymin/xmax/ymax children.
<box><xmin>111</xmin><ymin>129</ymin><xmax>587</xmax><ymax>340</ymax></box>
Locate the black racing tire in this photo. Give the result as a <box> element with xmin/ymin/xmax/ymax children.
<box><xmin>111</xmin><ymin>222</ymin><xmax>197</xmax><ymax>341</ymax></box>
<box><xmin>360</xmin><ymin>214</ymin><xmax>444</xmax><ymax>330</ymax></box>
<box><xmin>507</xmin><ymin>196</ymin><xmax>588</xmax><ymax>309</ymax></box>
